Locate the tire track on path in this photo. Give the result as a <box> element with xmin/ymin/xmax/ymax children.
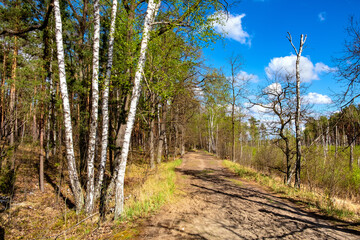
<box><xmin>136</xmin><ymin>151</ymin><xmax>360</xmax><ymax>239</ymax></box>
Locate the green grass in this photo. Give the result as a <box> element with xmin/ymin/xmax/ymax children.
<box><xmin>120</xmin><ymin>159</ymin><xmax>182</xmax><ymax>222</ymax></box>
<box><xmin>40</xmin><ymin>159</ymin><xmax>182</xmax><ymax>240</ymax></box>
<box><xmin>223</xmin><ymin>160</ymin><xmax>358</xmax><ymax>221</ymax></box>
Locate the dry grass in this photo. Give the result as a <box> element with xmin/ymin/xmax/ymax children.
<box><xmin>223</xmin><ymin>160</ymin><xmax>360</xmax><ymax>222</ymax></box>
<box><xmin>0</xmin><ymin>143</ymin><xmax>182</xmax><ymax>240</ymax></box>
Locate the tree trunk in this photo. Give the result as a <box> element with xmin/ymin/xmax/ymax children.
<box><xmin>1</xmin><ymin>43</ymin><xmax>6</xmax><ymax>136</ymax></box>
<box><xmin>163</xmin><ymin>105</ymin><xmax>169</xmax><ymax>160</ymax></box>
<box><xmin>9</xmin><ymin>36</ymin><xmax>17</xmax><ymax>147</ymax></box>
<box><xmin>149</xmin><ymin>101</ymin><xmax>155</xmax><ymax>169</ymax></box>
<box><xmin>54</xmin><ymin>0</ymin><xmax>84</xmax><ymax>212</ymax></box>
<box><xmin>32</xmin><ymin>86</ymin><xmax>38</xmax><ymax>142</ymax></box>
<box><xmin>288</xmin><ymin>33</ymin><xmax>306</xmax><ymax>189</ymax></box>
<box><xmin>156</xmin><ymin>103</ymin><xmax>164</xmax><ymax>164</ymax></box>
<box><xmin>94</xmin><ymin>0</ymin><xmax>118</xmax><ymax>201</ymax></box>
<box><xmin>113</xmin><ymin>0</ymin><xmax>161</xmax><ymax>219</ymax></box>
<box><xmin>350</xmin><ymin>140</ymin><xmax>354</xmax><ymax>170</ymax></box>
<box><xmin>39</xmin><ymin>112</ymin><xmax>45</xmax><ymax>192</ymax></box>
<box><xmin>85</xmin><ymin>0</ymin><xmax>101</xmax><ymax>215</ymax></box>
<box><xmin>46</xmin><ymin>50</ymin><xmax>53</xmax><ymax>161</ymax></box>
<box><xmin>180</xmin><ymin>124</ymin><xmax>185</xmax><ymax>157</ymax></box>
<box><xmin>335</xmin><ymin>125</ymin><xmax>338</xmax><ymax>158</ymax></box>
<box><xmin>231</xmin><ymin>104</ymin><xmax>235</xmax><ymax>162</ymax></box>
<box><xmin>174</xmin><ymin>109</ymin><xmax>179</xmax><ymax>160</ymax></box>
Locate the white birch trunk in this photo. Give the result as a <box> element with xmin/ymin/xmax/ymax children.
<box><xmin>114</xmin><ymin>0</ymin><xmax>161</xmax><ymax>219</ymax></box>
<box><xmin>149</xmin><ymin>117</ymin><xmax>155</xmax><ymax>169</ymax></box>
<box><xmin>288</xmin><ymin>33</ymin><xmax>306</xmax><ymax>189</ymax></box>
<box><xmin>85</xmin><ymin>0</ymin><xmax>101</xmax><ymax>214</ymax></box>
<box><xmin>54</xmin><ymin>0</ymin><xmax>84</xmax><ymax>212</ymax></box>
<box><xmin>157</xmin><ymin>103</ymin><xmax>166</xmax><ymax>164</ymax></box>
<box><xmin>149</xmin><ymin>96</ymin><xmax>156</xmax><ymax>169</ymax></box>
<box><xmin>94</xmin><ymin>0</ymin><xmax>118</xmax><ymax>201</ymax></box>
<box><xmin>180</xmin><ymin>124</ymin><xmax>185</xmax><ymax>157</ymax></box>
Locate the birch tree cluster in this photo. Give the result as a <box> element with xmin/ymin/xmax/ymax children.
<box><xmin>0</xmin><ymin>0</ymin><xmax>229</xmax><ymax>219</ymax></box>
<box><xmin>2</xmin><ymin>0</ymin><xmax>360</xmax><ymax>223</ymax></box>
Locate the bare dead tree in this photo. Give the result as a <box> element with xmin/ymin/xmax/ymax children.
<box><xmin>335</xmin><ymin>17</ymin><xmax>360</xmax><ymax>107</ymax></box>
<box><xmin>287</xmin><ymin>32</ymin><xmax>307</xmax><ymax>189</ymax></box>
<box><xmin>227</xmin><ymin>54</ymin><xmax>249</xmax><ymax>162</ymax></box>
<box><xmin>249</xmin><ymin>74</ymin><xmax>296</xmax><ymax>184</ymax></box>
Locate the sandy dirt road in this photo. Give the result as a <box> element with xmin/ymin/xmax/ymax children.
<box><xmin>136</xmin><ymin>151</ymin><xmax>360</xmax><ymax>239</ymax></box>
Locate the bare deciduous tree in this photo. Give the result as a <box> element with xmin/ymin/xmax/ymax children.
<box><xmin>287</xmin><ymin>32</ymin><xmax>306</xmax><ymax>189</ymax></box>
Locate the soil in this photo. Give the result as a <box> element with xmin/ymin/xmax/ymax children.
<box><xmin>135</xmin><ymin>151</ymin><xmax>360</xmax><ymax>239</ymax></box>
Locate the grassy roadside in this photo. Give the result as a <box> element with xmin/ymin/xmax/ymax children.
<box><xmin>110</xmin><ymin>158</ymin><xmax>182</xmax><ymax>239</ymax></box>
<box><xmin>2</xmin><ymin>158</ymin><xmax>182</xmax><ymax>240</ymax></box>
<box><xmin>121</xmin><ymin>159</ymin><xmax>182</xmax><ymax>221</ymax></box>
<box><xmin>223</xmin><ymin>160</ymin><xmax>360</xmax><ymax>222</ymax></box>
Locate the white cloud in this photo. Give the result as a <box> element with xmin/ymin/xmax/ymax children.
<box><xmin>265</xmin><ymin>54</ymin><xmax>335</xmax><ymax>82</ymax></box>
<box><xmin>249</xmin><ymin>104</ymin><xmax>267</xmax><ymax>114</ymax></box>
<box><xmin>244</xmin><ymin>102</ymin><xmax>266</xmax><ymax>114</ymax></box>
<box><xmin>318</xmin><ymin>12</ymin><xmax>326</xmax><ymax>21</ymax></box>
<box><xmin>314</xmin><ymin>62</ymin><xmax>335</xmax><ymax>73</ymax></box>
<box><xmin>304</xmin><ymin>92</ymin><xmax>332</xmax><ymax>104</ymax></box>
<box><xmin>193</xmin><ymin>86</ymin><xmax>204</xmax><ymax>97</ymax></box>
<box><xmin>265</xmin><ymin>83</ymin><xmax>282</xmax><ymax>95</ymax></box>
<box><xmin>237</xmin><ymin>71</ymin><xmax>259</xmax><ymax>83</ymax></box>
<box><xmin>212</xmin><ymin>11</ymin><xmax>251</xmax><ymax>45</ymax></box>
<box><xmin>244</xmin><ymin>102</ymin><xmax>275</xmax><ymax>124</ymax></box>
<box><xmin>226</xmin><ymin>104</ymin><xmax>241</xmax><ymax>114</ymax></box>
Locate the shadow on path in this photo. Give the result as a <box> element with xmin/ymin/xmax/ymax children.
<box><xmin>176</xmin><ymin>167</ymin><xmax>360</xmax><ymax>238</ymax></box>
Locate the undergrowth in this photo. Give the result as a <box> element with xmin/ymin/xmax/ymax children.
<box><xmin>56</xmin><ymin>159</ymin><xmax>182</xmax><ymax>240</ymax></box>
<box><xmin>2</xmin><ymin>158</ymin><xmax>182</xmax><ymax>240</ymax></box>
<box><xmin>223</xmin><ymin>160</ymin><xmax>359</xmax><ymax>221</ymax></box>
<box><xmin>110</xmin><ymin>159</ymin><xmax>182</xmax><ymax>239</ymax></box>
<box><xmin>120</xmin><ymin>159</ymin><xmax>182</xmax><ymax>221</ymax></box>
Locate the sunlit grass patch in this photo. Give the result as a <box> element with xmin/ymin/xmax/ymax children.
<box><xmin>226</xmin><ymin>178</ymin><xmax>243</xmax><ymax>186</ymax></box>
<box><xmin>120</xmin><ymin>159</ymin><xmax>182</xmax><ymax>222</ymax></box>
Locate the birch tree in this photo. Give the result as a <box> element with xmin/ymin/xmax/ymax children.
<box><xmin>227</xmin><ymin>54</ymin><xmax>249</xmax><ymax>162</ymax></box>
<box><xmin>94</xmin><ymin>0</ymin><xmax>118</xmax><ymax>202</ymax></box>
<box><xmin>85</xmin><ymin>0</ymin><xmax>100</xmax><ymax>215</ymax></box>
<box><xmin>157</xmin><ymin>103</ymin><xmax>167</xmax><ymax>163</ymax></box>
<box><xmin>287</xmin><ymin>32</ymin><xmax>306</xmax><ymax>189</ymax></box>
<box><xmin>54</xmin><ymin>0</ymin><xmax>84</xmax><ymax>212</ymax></box>
<box><xmin>114</xmin><ymin>0</ymin><xmax>161</xmax><ymax>219</ymax></box>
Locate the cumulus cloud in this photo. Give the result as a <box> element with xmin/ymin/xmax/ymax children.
<box><xmin>193</xmin><ymin>87</ymin><xmax>204</xmax><ymax>98</ymax></box>
<box><xmin>237</xmin><ymin>71</ymin><xmax>259</xmax><ymax>83</ymax></box>
<box><xmin>265</xmin><ymin>83</ymin><xmax>282</xmax><ymax>95</ymax></box>
<box><xmin>318</xmin><ymin>12</ymin><xmax>326</xmax><ymax>21</ymax></box>
<box><xmin>244</xmin><ymin>102</ymin><xmax>267</xmax><ymax>114</ymax></box>
<box><xmin>314</xmin><ymin>62</ymin><xmax>335</xmax><ymax>73</ymax></box>
<box><xmin>243</xmin><ymin>102</ymin><xmax>275</xmax><ymax>124</ymax></box>
<box><xmin>212</xmin><ymin>11</ymin><xmax>251</xmax><ymax>45</ymax></box>
<box><xmin>249</xmin><ymin>104</ymin><xmax>267</xmax><ymax>114</ymax></box>
<box><xmin>304</xmin><ymin>92</ymin><xmax>332</xmax><ymax>104</ymax></box>
<box><xmin>265</xmin><ymin>54</ymin><xmax>335</xmax><ymax>82</ymax></box>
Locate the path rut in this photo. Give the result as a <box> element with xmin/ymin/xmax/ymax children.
<box><xmin>136</xmin><ymin>151</ymin><xmax>360</xmax><ymax>239</ymax></box>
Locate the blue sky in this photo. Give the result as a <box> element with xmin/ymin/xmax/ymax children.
<box><xmin>203</xmin><ymin>0</ymin><xmax>360</xmax><ymax>116</ymax></box>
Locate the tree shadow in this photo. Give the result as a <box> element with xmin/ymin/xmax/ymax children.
<box><xmin>176</xmin><ymin>167</ymin><xmax>360</xmax><ymax>238</ymax></box>
<box><xmin>43</xmin><ymin>172</ymin><xmax>75</xmax><ymax>209</ymax></box>
<box><xmin>145</xmin><ymin>222</ymin><xmax>209</xmax><ymax>240</ymax></box>
<box><xmin>0</xmin><ymin>226</ymin><xmax>4</xmax><ymax>240</ymax></box>
<box><xmin>31</xmin><ymin>155</ymin><xmax>77</xmax><ymax>210</ymax></box>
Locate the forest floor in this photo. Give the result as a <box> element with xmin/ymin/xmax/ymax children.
<box><xmin>135</xmin><ymin>151</ymin><xmax>360</xmax><ymax>239</ymax></box>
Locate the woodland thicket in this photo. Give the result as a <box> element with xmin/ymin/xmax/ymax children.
<box><xmin>1</xmin><ymin>0</ymin><xmax>360</xmax><ymax>222</ymax></box>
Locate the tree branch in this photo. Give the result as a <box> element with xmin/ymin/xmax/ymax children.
<box><xmin>0</xmin><ymin>0</ymin><xmax>54</xmax><ymax>37</ymax></box>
